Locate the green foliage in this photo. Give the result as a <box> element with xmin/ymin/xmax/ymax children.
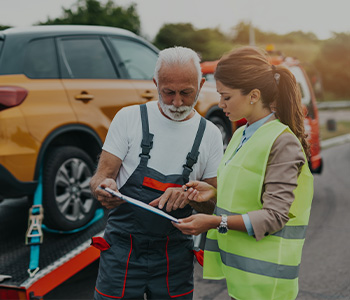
<box><xmin>34</xmin><ymin>3</ymin><xmax>349</xmax><ymax>99</ymax></box>
<box><xmin>231</xmin><ymin>21</ymin><xmax>251</xmax><ymax>44</ymax></box>
<box><xmin>153</xmin><ymin>23</ymin><xmax>232</xmax><ymax>61</ymax></box>
<box><xmin>38</xmin><ymin>0</ymin><xmax>140</xmax><ymax>34</ymax></box>
<box><xmin>0</xmin><ymin>25</ymin><xmax>11</xmax><ymax>31</ymax></box>
<box><xmin>231</xmin><ymin>21</ymin><xmax>319</xmax><ymax>45</ymax></box>
<box><xmin>314</xmin><ymin>33</ymin><xmax>350</xmax><ymax>98</ymax></box>
<box><xmin>267</xmin><ymin>42</ymin><xmax>321</xmax><ymax>64</ymax></box>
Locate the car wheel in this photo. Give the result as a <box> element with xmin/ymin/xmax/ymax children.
<box><xmin>209</xmin><ymin>116</ymin><xmax>230</xmax><ymax>151</ymax></box>
<box><xmin>42</xmin><ymin>146</ymin><xmax>97</xmax><ymax>231</ymax></box>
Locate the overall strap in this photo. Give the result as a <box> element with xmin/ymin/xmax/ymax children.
<box><xmin>182</xmin><ymin>117</ymin><xmax>207</xmax><ymax>182</ymax></box>
<box><xmin>139</xmin><ymin>104</ymin><xmax>154</xmax><ymax>166</ymax></box>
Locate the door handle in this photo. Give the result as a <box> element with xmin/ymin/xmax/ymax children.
<box><xmin>141</xmin><ymin>91</ymin><xmax>155</xmax><ymax>101</ymax></box>
<box><xmin>74</xmin><ymin>91</ymin><xmax>94</xmax><ymax>102</ymax></box>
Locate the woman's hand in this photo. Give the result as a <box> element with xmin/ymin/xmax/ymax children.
<box><xmin>172</xmin><ymin>214</ymin><xmax>219</xmax><ymax>236</ymax></box>
<box><xmin>183</xmin><ymin>181</ymin><xmax>217</xmax><ymax>203</ymax></box>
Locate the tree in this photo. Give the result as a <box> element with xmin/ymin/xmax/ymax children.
<box><xmin>38</xmin><ymin>0</ymin><xmax>141</xmax><ymax>34</ymax></box>
<box><xmin>231</xmin><ymin>21</ymin><xmax>319</xmax><ymax>45</ymax></box>
<box><xmin>0</xmin><ymin>25</ymin><xmax>11</xmax><ymax>31</ymax></box>
<box><xmin>231</xmin><ymin>21</ymin><xmax>251</xmax><ymax>44</ymax></box>
<box><xmin>314</xmin><ymin>32</ymin><xmax>350</xmax><ymax>98</ymax></box>
<box><xmin>153</xmin><ymin>23</ymin><xmax>232</xmax><ymax>61</ymax></box>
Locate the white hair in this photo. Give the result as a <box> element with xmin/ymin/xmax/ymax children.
<box><xmin>154</xmin><ymin>46</ymin><xmax>202</xmax><ymax>86</ymax></box>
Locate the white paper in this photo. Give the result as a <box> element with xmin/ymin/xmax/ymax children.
<box><xmin>102</xmin><ymin>187</ymin><xmax>179</xmax><ymax>223</ymax></box>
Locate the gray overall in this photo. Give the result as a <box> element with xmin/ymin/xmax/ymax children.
<box><xmin>94</xmin><ymin>104</ymin><xmax>206</xmax><ymax>300</ymax></box>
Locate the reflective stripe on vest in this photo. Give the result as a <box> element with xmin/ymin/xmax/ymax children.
<box><xmin>204</xmin><ymin>120</ymin><xmax>314</xmax><ymax>300</ymax></box>
<box><xmin>205</xmin><ymin>237</ymin><xmax>300</xmax><ymax>280</ymax></box>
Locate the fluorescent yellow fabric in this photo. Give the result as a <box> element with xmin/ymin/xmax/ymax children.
<box><xmin>203</xmin><ymin>120</ymin><xmax>314</xmax><ymax>300</ymax></box>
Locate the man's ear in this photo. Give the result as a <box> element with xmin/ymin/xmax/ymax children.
<box><xmin>153</xmin><ymin>78</ymin><xmax>158</xmax><ymax>87</ymax></box>
<box><xmin>199</xmin><ymin>77</ymin><xmax>206</xmax><ymax>89</ymax></box>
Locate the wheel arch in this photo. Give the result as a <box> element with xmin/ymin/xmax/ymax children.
<box><xmin>34</xmin><ymin>124</ymin><xmax>103</xmax><ymax>180</ymax></box>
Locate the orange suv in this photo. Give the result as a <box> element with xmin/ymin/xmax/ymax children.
<box><xmin>0</xmin><ymin>25</ymin><xmax>224</xmax><ymax>230</ymax></box>
<box><xmin>201</xmin><ymin>50</ymin><xmax>323</xmax><ymax>174</ymax></box>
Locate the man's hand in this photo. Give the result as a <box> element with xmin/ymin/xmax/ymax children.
<box><xmin>95</xmin><ymin>178</ymin><xmax>125</xmax><ymax>210</ymax></box>
<box><xmin>149</xmin><ymin>187</ymin><xmax>189</xmax><ymax>212</ymax></box>
<box><xmin>89</xmin><ymin>150</ymin><xmax>123</xmax><ymax>210</ymax></box>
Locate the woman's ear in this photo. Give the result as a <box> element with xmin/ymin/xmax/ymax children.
<box><xmin>249</xmin><ymin>89</ymin><xmax>261</xmax><ymax>104</ymax></box>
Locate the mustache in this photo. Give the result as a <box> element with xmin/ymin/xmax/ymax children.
<box><xmin>165</xmin><ymin>105</ymin><xmax>191</xmax><ymax>112</ymax></box>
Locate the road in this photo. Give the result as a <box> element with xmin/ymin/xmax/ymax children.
<box><xmin>44</xmin><ymin>141</ymin><xmax>350</xmax><ymax>300</ymax></box>
<box><xmin>297</xmin><ymin>142</ymin><xmax>350</xmax><ymax>300</ymax></box>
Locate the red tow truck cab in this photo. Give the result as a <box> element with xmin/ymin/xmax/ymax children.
<box><xmin>200</xmin><ymin>48</ymin><xmax>323</xmax><ymax>174</ymax></box>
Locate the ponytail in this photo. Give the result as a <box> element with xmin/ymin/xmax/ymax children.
<box><xmin>273</xmin><ymin>66</ymin><xmax>310</xmax><ymax>158</ymax></box>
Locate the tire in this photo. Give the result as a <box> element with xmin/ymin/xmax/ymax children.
<box><xmin>208</xmin><ymin>116</ymin><xmax>230</xmax><ymax>151</ymax></box>
<box><xmin>42</xmin><ymin>146</ymin><xmax>97</xmax><ymax>231</ymax></box>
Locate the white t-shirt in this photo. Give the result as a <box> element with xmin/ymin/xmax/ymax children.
<box><xmin>103</xmin><ymin>101</ymin><xmax>223</xmax><ymax>189</ymax></box>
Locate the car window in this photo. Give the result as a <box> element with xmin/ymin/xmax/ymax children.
<box><xmin>204</xmin><ymin>73</ymin><xmax>215</xmax><ymax>83</ymax></box>
<box><xmin>288</xmin><ymin>65</ymin><xmax>315</xmax><ymax>119</ymax></box>
<box><xmin>109</xmin><ymin>38</ymin><xmax>158</xmax><ymax>80</ymax></box>
<box><xmin>59</xmin><ymin>37</ymin><xmax>117</xmax><ymax>79</ymax></box>
<box><xmin>23</xmin><ymin>38</ymin><xmax>59</xmax><ymax>79</ymax></box>
<box><xmin>288</xmin><ymin>66</ymin><xmax>311</xmax><ymax>106</ymax></box>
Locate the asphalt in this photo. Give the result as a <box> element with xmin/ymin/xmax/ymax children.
<box><xmin>321</xmin><ymin>133</ymin><xmax>350</xmax><ymax>149</ymax></box>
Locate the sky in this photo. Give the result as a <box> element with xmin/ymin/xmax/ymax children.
<box><xmin>1</xmin><ymin>0</ymin><xmax>349</xmax><ymax>40</ymax></box>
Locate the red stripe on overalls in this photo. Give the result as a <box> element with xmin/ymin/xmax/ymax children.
<box><xmin>143</xmin><ymin>177</ymin><xmax>182</xmax><ymax>192</ymax></box>
<box><xmin>166</xmin><ymin>236</ymin><xmax>194</xmax><ymax>298</ymax></box>
<box><xmin>95</xmin><ymin>235</ymin><xmax>133</xmax><ymax>299</ymax></box>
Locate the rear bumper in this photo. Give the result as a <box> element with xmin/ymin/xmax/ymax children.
<box><xmin>0</xmin><ymin>164</ymin><xmax>37</xmax><ymax>198</ymax></box>
<box><xmin>309</xmin><ymin>155</ymin><xmax>323</xmax><ymax>174</ymax></box>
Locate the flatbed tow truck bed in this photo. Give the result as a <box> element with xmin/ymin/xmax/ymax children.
<box><xmin>0</xmin><ymin>197</ymin><xmax>106</xmax><ymax>299</ymax></box>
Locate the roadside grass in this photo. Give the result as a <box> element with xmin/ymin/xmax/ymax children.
<box><xmin>320</xmin><ymin>121</ymin><xmax>350</xmax><ymax>140</ymax></box>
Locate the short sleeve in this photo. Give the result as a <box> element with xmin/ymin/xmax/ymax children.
<box><xmin>102</xmin><ymin>107</ymin><xmax>133</xmax><ymax>161</ymax></box>
<box><xmin>201</xmin><ymin>122</ymin><xmax>224</xmax><ymax>180</ymax></box>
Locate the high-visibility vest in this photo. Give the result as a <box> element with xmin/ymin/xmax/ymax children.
<box><xmin>204</xmin><ymin>120</ymin><xmax>314</xmax><ymax>300</ymax></box>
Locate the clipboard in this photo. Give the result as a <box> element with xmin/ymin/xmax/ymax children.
<box><xmin>100</xmin><ymin>187</ymin><xmax>179</xmax><ymax>223</ymax></box>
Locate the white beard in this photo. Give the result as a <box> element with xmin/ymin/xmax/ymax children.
<box><xmin>158</xmin><ymin>93</ymin><xmax>198</xmax><ymax>122</ymax></box>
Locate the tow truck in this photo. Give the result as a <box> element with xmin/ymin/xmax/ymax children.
<box><xmin>0</xmin><ymin>197</ymin><xmax>106</xmax><ymax>300</ymax></box>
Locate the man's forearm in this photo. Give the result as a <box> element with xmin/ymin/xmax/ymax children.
<box><xmin>90</xmin><ymin>173</ymin><xmax>104</xmax><ymax>198</ymax></box>
<box><xmin>89</xmin><ymin>150</ymin><xmax>122</xmax><ymax>198</ymax></box>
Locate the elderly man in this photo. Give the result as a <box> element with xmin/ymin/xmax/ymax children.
<box><xmin>90</xmin><ymin>46</ymin><xmax>223</xmax><ymax>300</ymax></box>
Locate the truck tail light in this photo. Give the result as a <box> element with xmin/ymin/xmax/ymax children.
<box><xmin>0</xmin><ymin>86</ymin><xmax>28</xmax><ymax>111</ymax></box>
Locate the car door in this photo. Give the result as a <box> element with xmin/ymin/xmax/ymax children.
<box><xmin>107</xmin><ymin>36</ymin><xmax>158</xmax><ymax>104</ymax></box>
<box><xmin>57</xmin><ymin>35</ymin><xmax>153</xmax><ymax>142</ymax></box>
